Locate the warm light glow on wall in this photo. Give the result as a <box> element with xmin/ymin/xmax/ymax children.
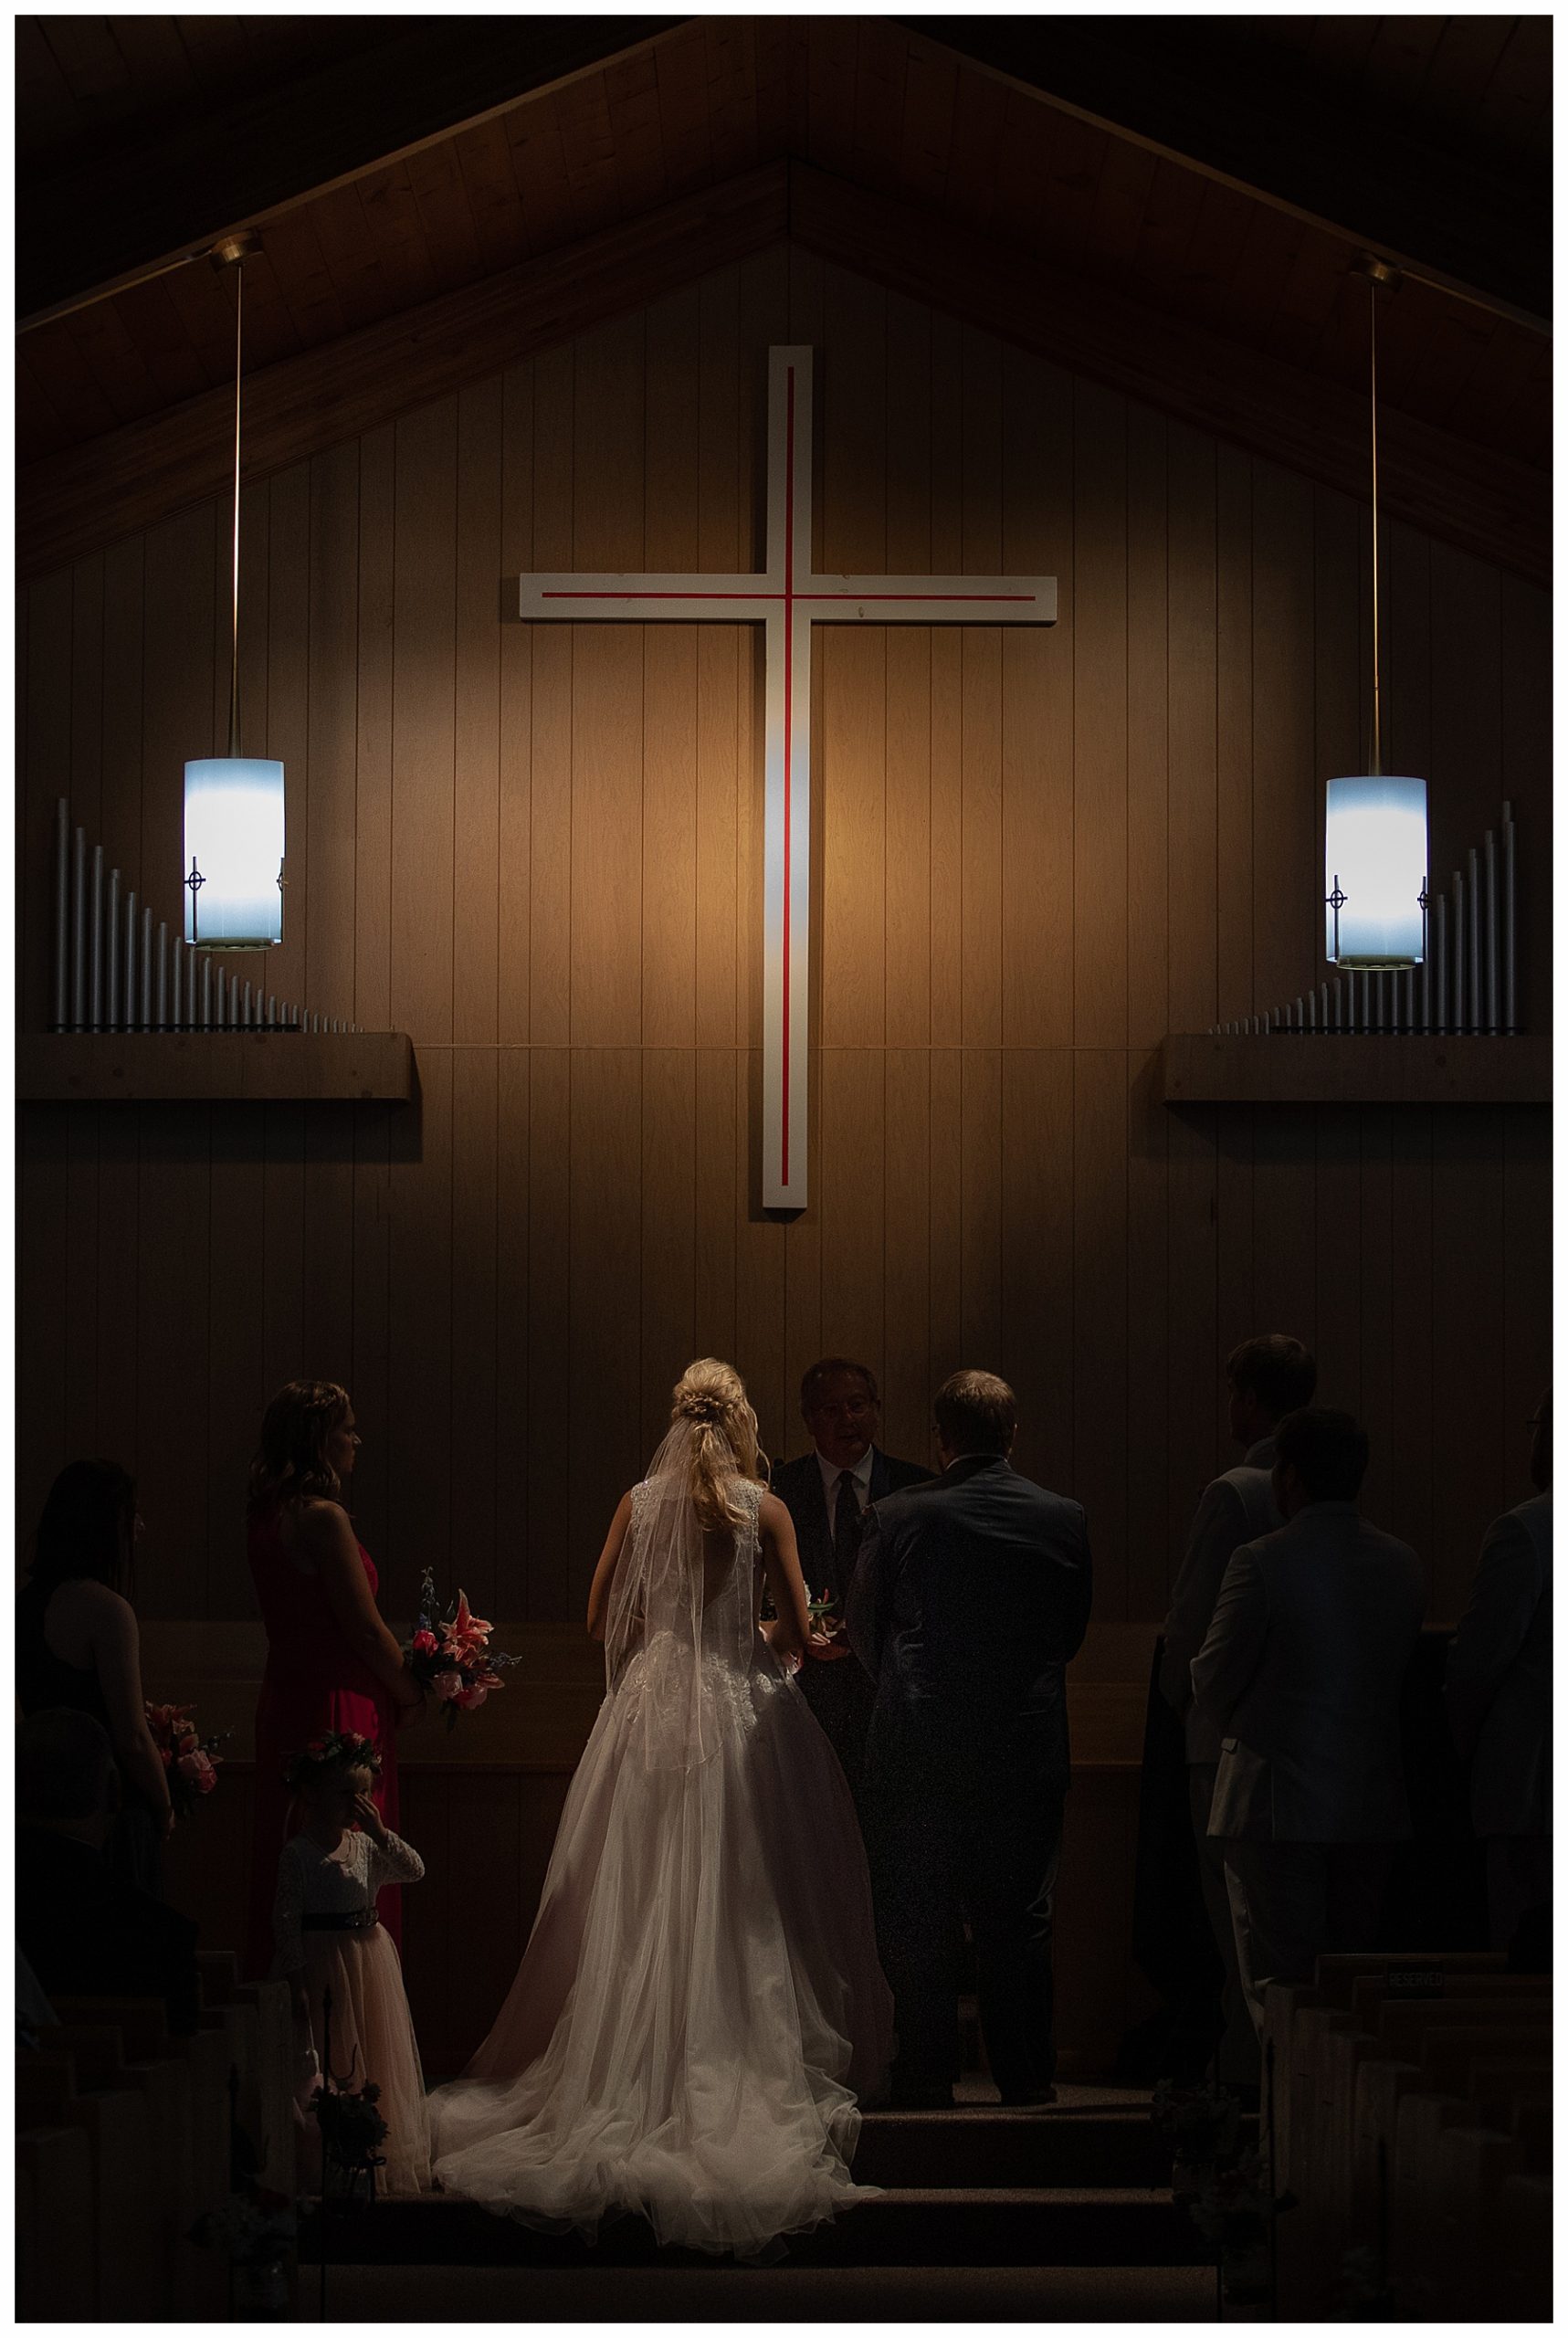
<box><xmin>1324</xmin><ymin>774</ymin><xmax>1427</xmax><ymax>968</ymax></box>
<box><xmin>184</xmin><ymin>758</ymin><xmax>285</xmax><ymax>945</ymax></box>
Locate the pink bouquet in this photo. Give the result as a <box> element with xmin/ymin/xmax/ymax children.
<box><xmin>144</xmin><ymin>1700</ymin><xmax>227</xmax><ymax>1815</ymax></box>
<box><xmin>405</xmin><ymin>1569</ymin><xmax>517</xmax><ymax>1729</ymax></box>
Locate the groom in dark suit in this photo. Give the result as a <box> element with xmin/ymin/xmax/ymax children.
<box><xmin>771</xmin><ymin>1357</ymin><xmax>931</xmax><ymax>1803</ymax></box>
<box><xmin>848</xmin><ymin>1371</ymin><xmax>1092</xmax><ymax>2107</ymax></box>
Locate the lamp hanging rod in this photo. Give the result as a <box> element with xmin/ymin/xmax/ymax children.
<box><xmin>1355</xmin><ymin>253</ymin><xmax>1399</xmax><ymax>780</ymax></box>
<box><xmin>211</xmin><ymin>231</ymin><xmax>258</xmax><ymax>762</ymax></box>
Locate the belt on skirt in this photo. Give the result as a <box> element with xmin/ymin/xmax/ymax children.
<box><xmin>301</xmin><ymin>1912</ymin><xmax>381</xmax><ymax>1933</ymax></box>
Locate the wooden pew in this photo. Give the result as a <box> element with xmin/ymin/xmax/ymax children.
<box><xmin>50</xmin><ymin>1995</ymin><xmax>230</xmax><ymax>2319</ymax></box>
<box><xmin>1490</xmin><ymin>2174</ymin><xmax>1552</xmax><ymax>2322</ymax></box>
<box><xmin>15</xmin><ymin>2048</ymin><xmax>160</xmax><ymax>2317</ymax></box>
<box><xmin>1405</xmin><ymin>2122</ymin><xmax>1530</xmax><ymax>2321</ymax></box>
<box><xmin>1386</xmin><ymin>2031</ymin><xmax>1552</xmax><ymax>2317</ymax></box>
<box><xmin>16</xmin><ymin>2125</ymin><xmax>95</xmax><ymax>2323</ymax></box>
<box><xmin>1263</xmin><ymin>1951</ymin><xmax>1506</xmax><ymax>2193</ymax></box>
<box><xmin>1289</xmin><ymin>1985</ymin><xmax>1546</xmax><ymax>2303</ymax></box>
<box><xmin>1326</xmin><ymin>1982</ymin><xmax>1550</xmax><ymax>2239</ymax></box>
<box><xmin>1268</xmin><ymin>1961</ymin><xmax>1547</xmax><ymax>2318</ymax></box>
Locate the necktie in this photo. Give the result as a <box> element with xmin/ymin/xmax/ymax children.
<box><xmin>833</xmin><ymin>1469</ymin><xmax>862</xmax><ymax>1587</ymax></box>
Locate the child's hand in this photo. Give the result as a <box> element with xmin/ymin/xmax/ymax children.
<box><xmin>353</xmin><ymin>1791</ymin><xmax>389</xmax><ymax>1847</ymax></box>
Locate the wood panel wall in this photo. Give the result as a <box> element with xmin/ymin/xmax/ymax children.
<box><xmin>16</xmin><ymin>245</ymin><xmax>1552</xmax><ymax>1643</ymax></box>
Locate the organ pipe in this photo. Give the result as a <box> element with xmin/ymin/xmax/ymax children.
<box><xmin>52</xmin><ymin>801</ymin><xmax>68</xmax><ymax>1032</ymax></box>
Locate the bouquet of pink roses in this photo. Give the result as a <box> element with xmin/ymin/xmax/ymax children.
<box><xmin>144</xmin><ymin>1700</ymin><xmax>227</xmax><ymax>1815</ymax></box>
<box><xmin>405</xmin><ymin>1570</ymin><xmax>517</xmax><ymax>1729</ymax></box>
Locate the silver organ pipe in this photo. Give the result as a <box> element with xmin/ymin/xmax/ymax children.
<box><xmin>123</xmin><ymin>891</ymin><xmax>138</xmax><ymax>1029</ymax></box>
<box><xmin>1503</xmin><ymin>802</ymin><xmax>1517</xmax><ymax>1035</ymax></box>
<box><xmin>1484</xmin><ymin>829</ymin><xmax>1500</xmax><ymax>1037</ymax></box>
<box><xmin>70</xmin><ymin>827</ymin><xmax>87</xmax><ymax>1031</ymax></box>
<box><xmin>52</xmin><ymin>801</ymin><xmax>69</xmax><ymax>1031</ymax></box>
<box><xmin>105</xmin><ymin>869</ymin><xmax>121</xmax><ymax>1031</ymax></box>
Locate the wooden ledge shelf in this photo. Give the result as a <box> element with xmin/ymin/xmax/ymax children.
<box><xmin>17</xmin><ymin>1030</ymin><xmax>416</xmax><ymax>1103</ymax></box>
<box><xmin>1163</xmin><ymin>1033</ymin><xmax>1551</xmax><ymax>1107</ymax></box>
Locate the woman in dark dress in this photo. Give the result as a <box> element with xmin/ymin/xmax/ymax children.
<box><xmin>245</xmin><ymin>1381</ymin><xmax>422</xmax><ymax>1978</ymax></box>
<box><xmin>17</xmin><ymin>1461</ymin><xmax>173</xmax><ymax>1894</ymax></box>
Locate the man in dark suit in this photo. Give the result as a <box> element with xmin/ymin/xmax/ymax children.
<box><xmin>847</xmin><ymin>1370</ymin><xmax>1092</xmax><ymax>2107</ymax></box>
<box><xmin>1193</xmin><ymin>1408</ymin><xmax>1425</xmax><ymax>2032</ymax></box>
<box><xmin>770</xmin><ymin>1356</ymin><xmax>931</xmax><ymax>1802</ymax></box>
<box><xmin>16</xmin><ymin>1708</ymin><xmax>200</xmax><ymax>2036</ymax></box>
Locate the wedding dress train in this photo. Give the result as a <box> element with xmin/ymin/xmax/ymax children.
<box><xmin>427</xmin><ymin>1469</ymin><xmax>892</xmax><ymax>2258</ymax></box>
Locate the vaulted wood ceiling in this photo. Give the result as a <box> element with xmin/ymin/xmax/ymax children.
<box><xmin>16</xmin><ymin>15</ymin><xmax>1551</xmax><ymax>581</ymax></box>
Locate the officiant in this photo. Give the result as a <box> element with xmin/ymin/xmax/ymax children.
<box><xmin>771</xmin><ymin>1358</ymin><xmax>931</xmax><ymax>1801</ymax></box>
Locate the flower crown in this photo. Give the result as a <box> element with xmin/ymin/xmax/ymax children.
<box><xmin>283</xmin><ymin>1729</ymin><xmax>382</xmax><ymax>1791</ymax></box>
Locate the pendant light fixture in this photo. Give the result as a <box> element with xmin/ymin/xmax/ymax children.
<box><xmin>1324</xmin><ymin>254</ymin><xmax>1427</xmax><ymax>973</ymax></box>
<box><xmin>184</xmin><ymin>231</ymin><xmax>285</xmax><ymax>948</ymax></box>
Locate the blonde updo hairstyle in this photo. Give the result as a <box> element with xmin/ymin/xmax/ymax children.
<box><xmin>670</xmin><ymin>1358</ymin><xmax>767</xmax><ymax>1532</ymax></box>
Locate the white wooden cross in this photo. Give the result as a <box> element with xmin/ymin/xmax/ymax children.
<box><xmin>509</xmin><ymin>345</ymin><xmax>1057</xmax><ymax>1208</ymax></box>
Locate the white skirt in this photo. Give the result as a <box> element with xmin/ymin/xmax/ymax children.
<box><xmin>297</xmin><ymin>1924</ymin><xmax>432</xmax><ymax>2199</ymax></box>
<box><xmin>428</xmin><ymin>1646</ymin><xmax>892</xmax><ymax>2257</ymax></box>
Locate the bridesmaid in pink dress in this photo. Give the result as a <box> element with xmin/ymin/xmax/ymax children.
<box><xmin>244</xmin><ymin>1382</ymin><xmax>422</xmax><ymax>1978</ymax></box>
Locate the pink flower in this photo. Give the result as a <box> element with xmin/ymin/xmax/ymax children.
<box><xmin>412</xmin><ymin>1628</ymin><xmax>438</xmax><ymax>1657</ymax></box>
<box><xmin>177</xmin><ymin>1749</ymin><xmax>215</xmax><ymax>1787</ymax></box>
<box><xmin>445</xmin><ymin>1591</ymin><xmax>490</xmax><ymax>1653</ymax></box>
<box><xmin>456</xmin><ymin>1683</ymin><xmax>488</xmax><ymax>1711</ymax></box>
<box><xmin>433</xmin><ymin>1669</ymin><xmax>464</xmax><ymax>1703</ymax></box>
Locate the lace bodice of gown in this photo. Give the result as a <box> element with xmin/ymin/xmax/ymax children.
<box><xmin>615</xmin><ymin>1474</ymin><xmax>768</xmax><ymax>1763</ymax></box>
<box><xmin>640</xmin><ymin>1474</ymin><xmax>761</xmax><ymax>1630</ymax></box>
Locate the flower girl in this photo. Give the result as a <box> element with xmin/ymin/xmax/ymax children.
<box><xmin>273</xmin><ymin>1730</ymin><xmax>432</xmax><ymax>2196</ymax></box>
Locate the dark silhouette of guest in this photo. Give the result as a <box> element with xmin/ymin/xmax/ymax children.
<box><xmin>16</xmin><ymin>1709</ymin><xmax>199</xmax><ymax>2035</ymax></box>
<box><xmin>1193</xmin><ymin>1407</ymin><xmax>1425</xmax><ymax>2031</ymax></box>
<box><xmin>16</xmin><ymin>1461</ymin><xmax>172</xmax><ymax>1894</ymax></box>
<box><xmin>847</xmin><ymin>1370</ymin><xmax>1092</xmax><ymax>2107</ymax></box>
<box><xmin>1447</xmin><ymin>1387</ymin><xmax>1552</xmax><ymax>1954</ymax></box>
<box><xmin>244</xmin><ymin>1382</ymin><xmax>421</xmax><ymax>1978</ymax></box>
<box><xmin>770</xmin><ymin>1358</ymin><xmax>931</xmax><ymax>1803</ymax></box>
<box><xmin>1159</xmin><ymin>1334</ymin><xmax>1316</xmax><ymax>2080</ymax></box>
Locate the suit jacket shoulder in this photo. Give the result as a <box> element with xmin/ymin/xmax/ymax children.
<box><xmin>770</xmin><ymin>1451</ymin><xmax>818</xmax><ymax>1498</ymax></box>
<box><xmin>874</xmin><ymin>1448</ymin><xmax>935</xmax><ymax>1496</ymax></box>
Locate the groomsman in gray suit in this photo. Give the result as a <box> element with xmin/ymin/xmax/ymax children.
<box><xmin>1193</xmin><ymin>1408</ymin><xmax>1426</xmax><ymax>2032</ymax></box>
<box><xmin>1159</xmin><ymin>1334</ymin><xmax>1316</xmax><ymax>2075</ymax></box>
<box><xmin>770</xmin><ymin>1358</ymin><xmax>931</xmax><ymax>1802</ymax></box>
<box><xmin>1447</xmin><ymin>1388</ymin><xmax>1552</xmax><ymax>1954</ymax></box>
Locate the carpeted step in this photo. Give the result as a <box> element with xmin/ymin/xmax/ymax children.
<box><xmin>855</xmin><ymin>2108</ymin><xmax>1173</xmax><ymax>2189</ymax></box>
<box><xmin>319</xmin><ymin>2260</ymin><xmax>1218</xmax><ymax>2321</ymax></box>
<box><xmin>303</xmin><ymin>2185</ymin><xmax>1210</xmax><ymax>2270</ymax></box>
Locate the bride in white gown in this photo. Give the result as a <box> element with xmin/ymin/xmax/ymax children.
<box><xmin>427</xmin><ymin>1358</ymin><xmax>893</xmax><ymax>2258</ymax></box>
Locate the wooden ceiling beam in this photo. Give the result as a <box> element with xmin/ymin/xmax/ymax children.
<box><xmin>789</xmin><ymin>163</ymin><xmax>1548</xmax><ymax>586</ymax></box>
<box><xmin>16</xmin><ymin>158</ymin><xmax>1546</xmax><ymax>586</ymax></box>
<box><xmin>16</xmin><ymin>164</ymin><xmax>787</xmax><ymax>581</ymax></box>
<box><xmin>18</xmin><ymin>16</ymin><xmax>686</xmax><ymax>321</ymax></box>
<box><xmin>900</xmin><ymin>17</ymin><xmax>1551</xmax><ymax>328</ymax></box>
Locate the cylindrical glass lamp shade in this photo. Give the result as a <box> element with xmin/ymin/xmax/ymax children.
<box><xmin>1324</xmin><ymin>774</ymin><xmax>1426</xmax><ymax>967</ymax></box>
<box><xmin>184</xmin><ymin>758</ymin><xmax>285</xmax><ymax>945</ymax></box>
